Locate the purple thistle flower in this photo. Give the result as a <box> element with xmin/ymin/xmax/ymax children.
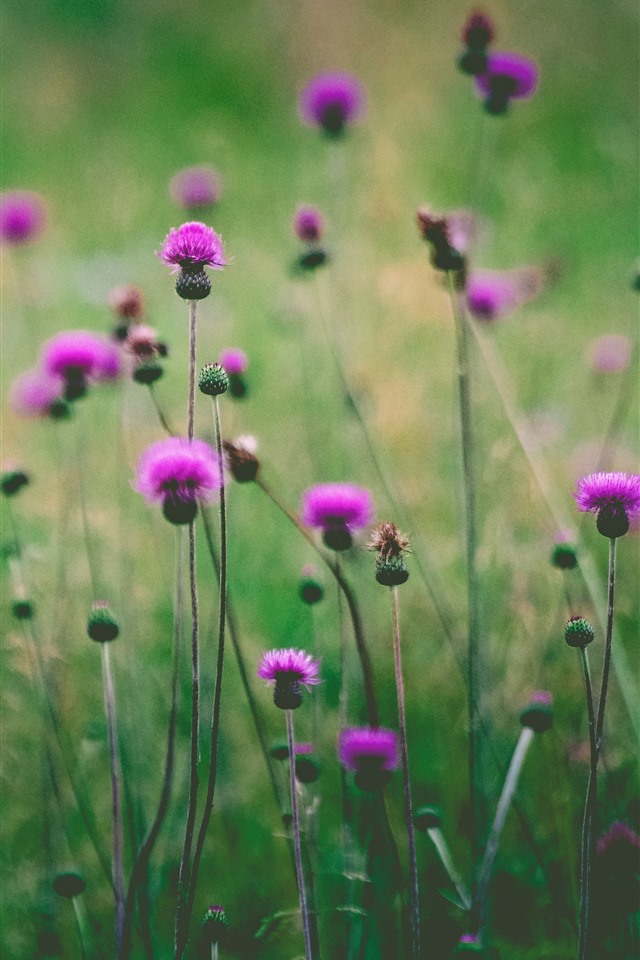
<box><xmin>475</xmin><ymin>51</ymin><xmax>539</xmax><ymax>114</ymax></box>
<box><xmin>159</xmin><ymin>221</ymin><xmax>226</xmax><ymax>271</ymax></box>
<box><xmin>466</xmin><ymin>267</ymin><xmax>544</xmax><ymax>322</ymax></box>
<box><xmin>455</xmin><ymin>933</ymin><xmax>483</xmax><ymax>952</ymax></box>
<box><xmin>574</xmin><ymin>472</ymin><xmax>640</xmax><ymax>538</ymax></box>
<box><xmin>293</xmin><ymin>205</ymin><xmax>325</xmax><ymax>244</ymax></box>
<box><xmin>258</xmin><ymin>648</ymin><xmax>320</xmax><ymax>710</ymax></box>
<box><xmin>108</xmin><ymin>285</ymin><xmax>144</xmax><ymax>320</ymax></box>
<box><xmin>219</xmin><ymin>347</ymin><xmax>248</xmax><ymax>376</ymax></box>
<box><xmin>301</xmin><ymin>482</ymin><xmax>374</xmax><ymax>551</ymax></box>
<box><xmin>596</xmin><ymin>821</ymin><xmax>640</xmax><ymax>858</ymax></box>
<box><xmin>134</xmin><ymin>436</ymin><xmax>221</xmax><ymax>525</ymax></box>
<box><xmin>299</xmin><ymin>72</ymin><xmax>367</xmax><ymax>136</ymax></box>
<box><xmin>10</xmin><ymin>368</ymin><xmax>65</xmax><ymax>418</ymax></box>
<box><xmin>587</xmin><ymin>335</ymin><xmax>632</xmax><ymax>374</ymax></box>
<box><xmin>40</xmin><ymin>331</ymin><xmax>122</xmax><ymax>400</ymax></box>
<box><xmin>0</xmin><ymin>190</ymin><xmax>47</xmax><ymax>245</ymax></box>
<box><xmin>339</xmin><ymin>727</ymin><xmax>399</xmax><ymax>790</ymax></box>
<box><xmin>170</xmin><ymin>166</ymin><xmax>222</xmax><ymax>211</ymax></box>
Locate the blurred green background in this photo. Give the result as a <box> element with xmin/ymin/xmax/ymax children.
<box><xmin>1</xmin><ymin>0</ymin><xmax>638</xmax><ymax>957</ymax></box>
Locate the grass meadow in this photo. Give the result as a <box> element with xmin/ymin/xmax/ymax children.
<box><xmin>1</xmin><ymin>0</ymin><xmax>638</xmax><ymax>957</ymax></box>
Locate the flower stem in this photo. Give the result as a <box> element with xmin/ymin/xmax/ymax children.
<box><xmin>577</xmin><ymin>646</ymin><xmax>597</xmax><ymax>960</ymax></box>
<box><xmin>101</xmin><ymin>641</ymin><xmax>125</xmax><ymax>954</ymax></box>
<box><xmin>391</xmin><ymin>586</ymin><xmax>421</xmax><ymax>960</ymax></box>
<box><xmin>148</xmin><ymin>382</ymin><xmax>176</xmax><ymax>436</ymax></box>
<box><xmin>595</xmin><ymin>537</ymin><xmax>617</xmax><ymax>750</ymax></box>
<box><xmin>119</xmin><ymin>526</ymin><xmax>183</xmax><ymax>960</ymax></box>
<box><xmin>426</xmin><ymin>827</ymin><xmax>471</xmax><ymax>911</ymax></box>
<box><xmin>184</xmin><ymin>396</ymin><xmax>228</xmax><ymax>932</ymax></box>
<box><xmin>188</xmin><ymin>299</ymin><xmax>198</xmax><ymax>440</ymax></box>
<box><xmin>71</xmin><ymin>895</ymin><xmax>91</xmax><ymax>960</ymax></box>
<box><xmin>447</xmin><ymin>274</ymin><xmax>481</xmax><ymax>874</ymax></box>
<box><xmin>73</xmin><ymin>411</ymin><xmax>100</xmax><ymax>598</ymax></box>
<box><xmin>475</xmin><ymin>726</ymin><xmax>534</xmax><ymax>937</ymax></box>
<box><xmin>286</xmin><ymin>709</ymin><xmax>313</xmax><ymax>960</ymax></box>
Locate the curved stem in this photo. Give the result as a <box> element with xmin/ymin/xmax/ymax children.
<box><xmin>184</xmin><ymin>396</ymin><xmax>228</xmax><ymax>934</ymax></box>
<box><xmin>119</xmin><ymin>526</ymin><xmax>183</xmax><ymax>959</ymax></box>
<box><xmin>475</xmin><ymin>726</ymin><xmax>534</xmax><ymax>937</ymax></box>
<box><xmin>101</xmin><ymin>642</ymin><xmax>125</xmax><ymax>953</ymax></box>
<box><xmin>148</xmin><ymin>383</ymin><xmax>176</xmax><ymax>436</ymax></box>
<box><xmin>391</xmin><ymin>587</ymin><xmax>421</xmax><ymax>960</ymax></box>
<box><xmin>286</xmin><ymin>709</ymin><xmax>313</xmax><ymax>960</ymax></box>
<box><xmin>577</xmin><ymin>647</ymin><xmax>597</xmax><ymax>960</ymax></box>
<box><xmin>426</xmin><ymin>828</ymin><xmax>471</xmax><ymax>911</ymax></box>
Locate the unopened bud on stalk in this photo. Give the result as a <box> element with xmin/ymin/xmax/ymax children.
<box><xmin>87</xmin><ymin>602</ymin><xmax>119</xmax><ymax>643</ymax></box>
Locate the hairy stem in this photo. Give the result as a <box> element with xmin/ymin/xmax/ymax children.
<box><xmin>287</xmin><ymin>709</ymin><xmax>313</xmax><ymax>960</ymax></box>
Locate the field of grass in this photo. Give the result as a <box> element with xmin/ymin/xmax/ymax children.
<box><xmin>1</xmin><ymin>0</ymin><xmax>638</xmax><ymax>957</ymax></box>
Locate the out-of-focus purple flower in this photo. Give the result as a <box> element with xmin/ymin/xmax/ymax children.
<box><xmin>170</xmin><ymin>166</ymin><xmax>222</xmax><ymax>210</ymax></box>
<box><xmin>462</xmin><ymin>12</ymin><xmax>495</xmax><ymax>48</ymax></box>
<box><xmin>466</xmin><ymin>267</ymin><xmax>544</xmax><ymax>321</ymax></box>
<box><xmin>299</xmin><ymin>72</ymin><xmax>367</xmax><ymax>136</ymax></box>
<box><xmin>596</xmin><ymin>821</ymin><xmax>640</xmax><ymax>858</ymax></box>
<box><xmin>0</xmin><ymin>190</ymin><xmax>47</xmax><ymax>245</ymax></box>
<box><xmin>339</xmin><ymin>727</ymin><xmax>398</xmax><ymax>789</ymax></box>
<box><xmin>108</xmin><ymin>285</ymin><xmax>144</xmax><ymax>320</ymax></box>
<box><xmin>574</xmin><ymin>472</ymin><xmax>640</xmax><ymax>538</ymax></box>
<box><xmin>551</xmin><ymin>530</ymin><xmax>578</xmax><ymax>570</ymax></box>
<box><xmin>159</xmin><ymin>221</ymin><xmax>226</xmax><ymax>271</ymax></box>
<box><xmin>455</xmin><ymin>933</ymin><xmax>483</xmax><ymax>953</ymax></box>
<box><xmin>293</xmin><ymin>206</ymin><xmax>324</xmax><ymax>244</ymax></box>
<box><xmin>10</xmin><ymin>368</ymin><xmax>65</xmax><ymax>418</ymax></box>
<box><xmin>258</xmin><ymin>648</ymin><xmax>320</xmax><ymax>709</ymax></box>
<box><xmin>475</xmin><ymin>51</ymin><xmax>539</xmax><ymax>114</ymax></box>
<box><xmin>301</xmin><ymin>482</ymin><xmax>374</xmax><ymax>550</ymax></box>
<box><xmin>40</xmin><ymin>331</ymin><xmax>121</xmax><ymax>398</ymax></box>
<box><xmin>219</xmin><ymin>347</ymin><xmax>248</xmax><ymax>376</ymax></box>
<box><xmin>587</xmin><ymin>335</ymin><xmax>632</xmax><ymax>374</ymax></box>
<box><xmin>134</xmin><ymin>436</ymin><xmax>221</xmax><ymax>524</ymax></box>
<box><xmin>520</xmin><ymin>691</ymin><xmax>553</xmax><ymax>732</ymax></box>
<box><xmin>446</xmin><ymin>210</ymin><xmax>479</xmax><ymax>256</ymax></box>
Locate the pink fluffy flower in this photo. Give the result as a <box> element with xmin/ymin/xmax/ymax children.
<box><xmin>293</xmin><ymin>206</ymin><xmax>324</xmax><ymax>244</ymax></box>
<box><xmin>159</xmin><ymin>221</ymin><xmax>226</xmax><ymax>271</ymax></box>
<box><xmin>302</xmin><ymin>482</ymin><xmax>374</xmax><ymax>550</ymax></box>
<box><xmin>0</xmin><ymin>190</ymin><xmax>47</xmax><ymax>245</ymax></box>
<box><xmin>40</xmin><ymin>331</ymin><xmax>121</xmax><ymax>399</ymax></box>
<box><xmin>169</xmin><ymin>166</ymin><xmax>222</xmax><ymax>210</ymax></box>
<box><xmin>574</xmin><ymin>472</ymin><xmax>640</xmax><ymax>538</ymax></box>
<box><xmin>10</xmin><ymin>368</ymin><xmax>65</xmax><ymax>418</ymax></box>
<box><xmin>134</xmin><ymin>436</ymin><xmax>221</xmax><ymax>524</ymax></box>
<box><xmin>219</xmin><ymin>347</ymin><xmax>248</xmax><ymax>376</ymax></box>
<box><xmin>339</xmin><ymin>727</ymin><xmax>399</xmax><ymax>789</ymax></box>
<box><xmin>475</xmin><ymin>51</ymin><xmax>539</xmax><ymax>114</ymax></box>
<box><xmin>258</xmin><ymin>648</ymin><xmax>320</xmax><ymax>710</ymax></box>
<box><xmin>466</xmin><ymin>268</ymin><xmax>544</xmax><ymax>322</ymax></box>
<box><xmin>299</xmin><ymin>72</ymin><xmax>367</xmax><ymax>136</ymax></box>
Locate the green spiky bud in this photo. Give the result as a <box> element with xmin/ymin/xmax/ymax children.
<box><xmin>520</xmin><ymin>692</ymin><xmax>553</xmax><ymax>733</ymax></box>
<box><xmin>87</xmin><ymin>602</ymin><xmax>119</xmax><ymax>643</ymax></box>
<box><xmin>375</xmin><ymin>554</ymin><xmax>409</xmax><ymax>586</ymax></box>
<box><xmin>1</xmin><ymin>469</ymin><xmax>29</xmax><ymax>497</ymax></box>
<box><xmin>175</xmin><ymin>265</ymin><xmax>211</xmax><ymax>300</ymax></box>
<box><xmin>133</xmin><ymin>361</ymin><xmax>164</xmax><ymax>385</ymax></box>
<box><xmin>414</xmin><ymin>805</ymin><xmax>443</xmax><ymax>832</ymax></box>
<box><xmin>199</xmin><ymin>362</ymin><xmax>229</xmax><ymax>396</ymax></box>
<box><xmin>565</xmin><ymin>616</ymin><xmax>595</xmax><ymax>649</ymax></box>
<box><xmin>201</xmin><ymin>904</ymin><xmax>228</xmax><ymax>944</ymax></box>
<box><xmin>551</xmin><ymin>542</ymin><xmax>578</xmax><ymax>570</ymax></box>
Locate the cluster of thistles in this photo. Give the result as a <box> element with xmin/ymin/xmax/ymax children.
<box><xmin>458</xmin><ymin>11</ymin><xmax>539</xmax><ymax>115</ymax></box>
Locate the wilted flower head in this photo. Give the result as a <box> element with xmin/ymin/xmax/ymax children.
<box><xmin>223</xmin><ymin>435</ymin><xmax>260</xmax><ymax>483</ymax></box>
<box><xmin>134</xmin><ymin>436</ymin><xmax>221</xmax><ymax>524</ymax></box>
<box><xmin>159</xmin><ymin>221</ymin><xmax>226</xmax><ymax>271</ymax></box>
<box><xmin>302</xmin><ymin>482</ymin><xmax>374</xmax><ymax>551</ymax></box>
<box><xmin>417</xmin><ymin>208</ymin><xmax>466</xmax><ymax>273</ymax></box>
<box><xmin>587</xmin><ymin>335</ymin><xmax>632</xmax><ymax>374</ymax></box>
<box><xmin>574</xmin><ymin>472</ymin><xmax>640</xmax><ymax>538</ymax></box>
<box><xmin>0</xmin><ymin>190</ymin><xmax>47</xmax><ymax>245</ymax></box>
<box><xmin>40</xmin><ymin>331</ymin><xmax>121</xmax><ymax>394</ymax></box>
<box><xmin>465</xmin><ymin>268</ymin><xmax>544</xmax><ymax>321</ymax></box>
<box><xmin>124</xmin><ymin>324</ymin><xmax>166</xmax><ymax>361</ymax></box>
<box><xmin>108</xmin><ymin>285</ymin><xmax>144</xmax><ymax>320</ymax></box>
<box><xmin>294</xmin><ymin>205</ymin><xmax>324</xmax><ymax>244</ymax></box>
<box><xmin>219</xmin><ymin>347</ymin><xmax>248</xmax><ymax>376</ymax></box>
<box><xmin>299</xmin><ymin>72</ymin><xmax>366</xmax><ymax>136</ymax></box>
<box><xmin>170</xmin><ymin>166</ymin><xmax>222</xmax><ymax>210</ymax></box>
<box><xmin>258</xmin><ymin>648</ymin><xmax>320</xmax><ymax>709</ymax></box>
<box><xmin>475</xmin><ymin>51</ymin><xmax>539</xmax><ymax>113</ymax></box>
<box><xmin>339</xmin><ymin>727</ymin><xmax>399</xmax><ymax>790</ymax></box>
<box><xmin>10</xmin><ymin>368</ymin><xmax>66</xmax><ymax>418</ymax></box>
<box><xmin>368</xmin><ymin>521</ymin><xmax>410</xmax><ymax>585</ymax></box>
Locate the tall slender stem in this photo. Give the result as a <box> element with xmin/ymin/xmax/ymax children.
<box><xmin>188</xmin><ymin>299</ymin><xmax>197</xmax><ymax>440</ymax></box>
<box><xmin>448</xmin><ymin>274</ymin><xmax>481</xmax><ymax>873</ymax></box>
<box><xmin>475</xmin><ymin>726</ymin><xmax>534</xmax><ymax>936</ymax></box>
<box><xmin>101</xmin><ymin>642</ymin><xmax>125</xmax><ymax>953</ymax></box>
<box><xmin>149</xmin><ymin>383</ymin><xmax>176</xmax><ymax>436</ymax></box>
<box><xmin>185</xmin><ymin>396</ymin><xmax>228</xmax><ymax>931</ymax></box>
<box><xmin>286</xmin><ymin>709</ymin><xmax>313</xmax><ymax>960</ymax></box>
<box><xmin>426</xmin><ymin>828</ymin><xmax>471</xmax><ymax>911</ymax></box>
<box><xmin>391</xmin><ymin>586</ymin><xmax>421</xmax><ymax>959</ymax></box>
<box><xmin>577</xmin><ymin>647</ymin><xmax>597</xmax><ymax>960</ymax></box>
<box><xmin>595</xmin><ymin>538</ymin><xmax>617</xmax><ymax>750</ymax></box>
<box><xmin>73</xmin><ymin>413</ymin><xmax>100</xmax><ymax>598</ymax></box>
<box><xmin>120</xmin><ymin>527</ymin><xmax>184</xmax><ymax>960</ymax></box>
<box><xmin>71</xmin><ymin>895</ymin><xmax>90</xmax><ymax>960</ymax></box>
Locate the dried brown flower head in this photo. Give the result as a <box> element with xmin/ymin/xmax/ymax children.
<box><xmin>367</xmin><ymin>521</ymin><xmax>410</xmax><ymax>560</ymax></box>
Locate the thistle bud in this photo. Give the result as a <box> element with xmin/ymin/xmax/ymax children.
<box><xmin>199</xmin><ymin>362</ymin><xmax>229</xmax><ymax>396</ymax></box>
<box><xmin>53</xmin><ymin>871</ymin><xmax>86</xmax><ymax>899</ymax></box>
<box><xmin>520</xmin><ymin>691</ymin><xmax>553</xmax><ymax>733</ymax></box>
<box><xmin>414</xmin><ymin>805</ymin><xmax>443</xmax><ymax>832</ymax></box>
<box><xmin>1</xmin><ymin>469</ymin><xmax>29</xmax><ymax>497</ymax></box>
<box><xmin>565</xmin><ymin>616</ymin><xmax>595</xmax><ymax>649</ymax></box>
<box><xmin>87</xmin><ymin>601</ymin><xmax>119</xmax><ymax>643</ymax></box>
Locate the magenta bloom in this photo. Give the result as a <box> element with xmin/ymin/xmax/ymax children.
<box><xmin>475</xmin><ymin>51</ymin><xmax>539</xmax><ymax>114</ymax></box>
<box><xmin>339</xmin><ymin>727</ymin><xmax>399</xmax><ymax>789</ymax></box>
<box><xmin>302</xmin><ymin>482</ymin><xmax>374</xmax><ymax>550</ymax></box>
<box><xmin>10</xmin><ymin>368</ymin><xmax>65</xmax><ymax>418</ymax></box>
<box><xmin>258</xmin><ymin>648</ymin><xmax>320</xmax><ymax>709</ymax></box>
<box><xmin>299</xmin><ymin>72</ymin><xmax>366</xmax><ymax>136</ymax></box>
<box><xmin>466</xmin><ymin>268</ymin><xmax>543</xmax><ymax>321</ymax></box>
<box><xmin>574</xmin><ymin>472</ymin><xmax>640</xmax><ymax>538</ymax></box>
<box><xmin>40</xmin><ymin>331</ymin><xmax>121</xmax><ymax>399</ymax></box>
<box><xmin>135</xmin><ymin>436</ymin><xmax>221</xmax><ymax>524</ymax></box>
<box><xmin>596</xmin><ymin>821</ymin><xmax>640</xmax><ymax>858</ymax></box>
<box><xmin>219</xmin><ymin>347</ymin><xmax>248</xmax><ymax>376</ymax></box>
<box><xmin>159</xmin><ymin>221</ymin><xmax>226</xmax><ymax>271</ymax></box>
<box><xmin>587</xmin><ymin>335</ymin><xmax>632</xmax><ymax>374</ymax></box>
<box><xmin>0</xmin><ymin>190</ymin><xmax>47</xmax><ymax>245</ymax></box>
<box><xmin>293</xmin><ymin>206</ymin><xmax>324</xmax><ymax>244</ymax></box>
<box><xmin>170</xmin><ymin>166</ymin><xmax>222</xmax><ymax>210</ymax></box>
